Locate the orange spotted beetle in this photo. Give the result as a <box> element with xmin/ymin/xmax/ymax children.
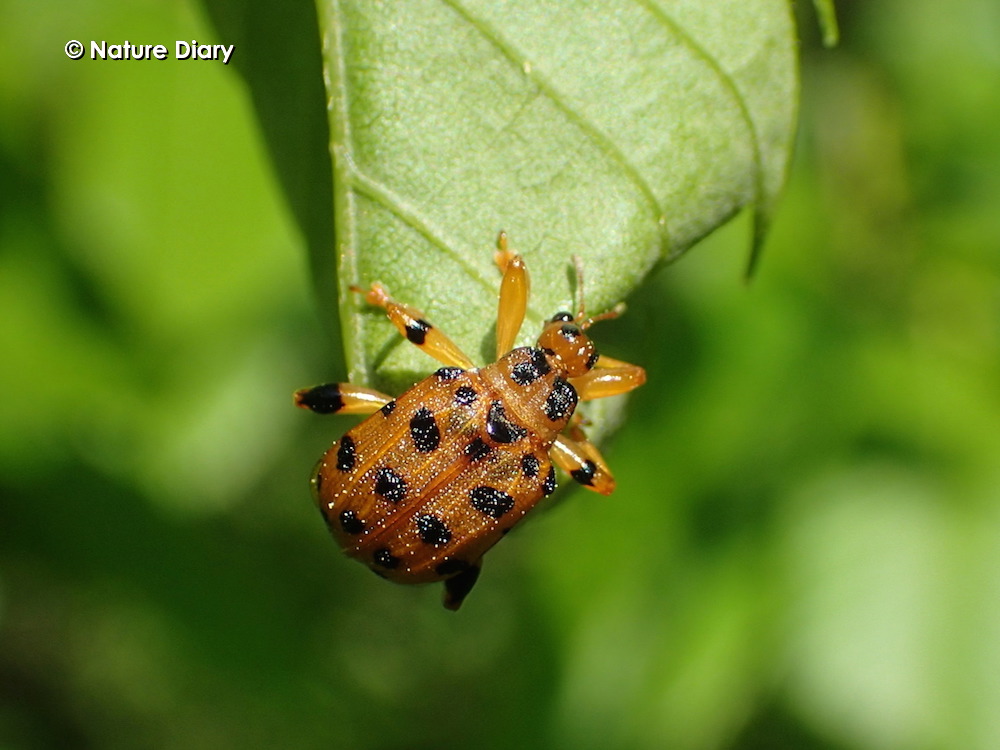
<box><xmin>294</xmin><ymin>233</ymin><xmax>646</xmax><ymax>609</ymax></box>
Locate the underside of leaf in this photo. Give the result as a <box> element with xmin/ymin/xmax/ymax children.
<box><xmin>317</xmin><ymin>0</ymin><xmax>798</xmax><ymax>393</ymax></box>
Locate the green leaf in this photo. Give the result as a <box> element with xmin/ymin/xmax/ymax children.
<box><xmin>208</xmin><ymin>0</ymin><xmax>799</xmax><ymax>393</ymax></box>
<box><xmin>317</xmin><ymin>0</ymin><xmax>798</xmax><ymax>391</ymax></box>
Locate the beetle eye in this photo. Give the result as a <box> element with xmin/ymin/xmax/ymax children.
<box><xmin>549</xmin><ymin>311</ymin><xmax>574</xmax><ymax>323</ymax></box>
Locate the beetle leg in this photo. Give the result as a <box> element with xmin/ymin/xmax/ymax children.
<box><xmin>294</xmin><ymin>383</ymin><xmax>393</xmax><ymax>415</ymax></box>
<box><xmin>569</xmin><ymin>361</ymin><xmax>646</xmax><ymax>401</ymax></box>
<box><xmin>551</xmin><ymin>428</ymin><xmax>615</xmax><ymax>495</ymax></box>
<box><xmin>493</xmin><ymin>231</ymin><xmax>530</xmax><ymax>358</ymax></box>
<box><xmin>442</xmin><ymin>558</ymin><xmax>482</xmax><ymax>611</ymax></box>
<box><xmin>357</xmin><ymin>284</ymin><xmax>476</xmax><ymax>370</ymax></box>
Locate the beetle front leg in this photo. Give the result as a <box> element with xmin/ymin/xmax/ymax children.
<box><xmin>570</xmin><ymin>359</ymin><xmax>646</xmax><ymax>401</ymax></box>
<box><xmin>493</xmin><ymin>231</ymin><xmax>530</xmax><ymax>358</ymax></box>
<box><xmin>551</xmin><ymin>428</ymin><xmax>615</xmax><ymax>495</ymax></box>
<box><xmin>357</xmin><ymin>284</ymin><xmax>476</xmax><ymax>370</ymax></box>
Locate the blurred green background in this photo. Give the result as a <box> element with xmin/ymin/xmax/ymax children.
<box><xmin>2</xmin><ymin>1</ymin><xmax>999</xmax><ymax>749</ymax></box>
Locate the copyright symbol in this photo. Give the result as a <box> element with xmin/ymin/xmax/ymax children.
<box><xmin>65</xmin><ymin>40</ymin><xmax>85</xmax><ymax>60</ymax></box>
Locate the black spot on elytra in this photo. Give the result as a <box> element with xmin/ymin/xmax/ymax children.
<box><xmin>543</xmin><ymin>378</ymin><xmax>578</xmax><ymax>422</ymax></box>
<box><xmin>465</xmin><ymin>437</ymin><xmax>491</xmax><ymax>461</ymax></box>
<box><xmin>373</xmin><ymin>547</ymin><xmax>400</xmax><ymax>569</ymax></box>
<box><xmin>339</xmin><ymin>509</ymin><xmax>364</xmax><ymax>535</ymax></box>
<box><xmin>454</xmin><ymin>386</ymin><xmax>478</xmax><ymax>405</ymax></box>
<box><xmin>571</xmin><ymin>459</ymin><xmax>597</xmax><ymax>487</ymax></box>
<box><xmin>542</xmin><ymin>466</ymin><xmax>557</xmax><ymax>496</ymax></box>
<box><xmin>416</xmin><ymin>514</ymin><xmax>451</xmax><ymax>546</ymax></box>
<box><xmin>380</xmin><ymin>400</ymin><xmax>397</xmax><ymax>417</ymax></box>
<box><xmin>405</xmin><ymin>318</ymin><xmax>431</xmax><ymax>345</ymax></box>
<box><xmin>521</xmin><ymin>453</ymin><xmax>540</xmax><ymax>478</ymax></box>
<box><xmin>435</xmin><ymin>367</ymin><xmax>465</xmax><ymax>381</ymax></box>
<box><xmin>550</xmin><ymin>311</ymin><xmax>574</xmax><ymax>323</ymax></box>
<box><xmin>586</xmin><ymin>350</ymin><xmax>600</xmax><ymax>370</ymax></box>
<box><xmin>336</xmin><ymin>435</ymin><xmax>356</xmax><ymax>472</ymax></box>
<box><xmin>435</xmin><ymin>558</ymin><xmax>470</xmax><ymax>576</ymax></box>
<box><xmin>486</xmin><ymin>400</ymin><xmax>527</xmax><ymax>443</ymax></box>
<box><xmin>469</xmin><ymin>486</ymin><xmax>515</xmax><ymax>519</ymax></box>
<box><xmin>374</xmin><ymin>467</ymin><xmax>406</xmax><ymax>503</ymax></box>
<box><xmin>409</xmin><ymin>407</ymin><xmax>441</xmax><ymax>453</ymax></box>
<box><xmin>296</xmin><ymin>383</ymin><xmax>344</xmax><ymax>414</ymax></box>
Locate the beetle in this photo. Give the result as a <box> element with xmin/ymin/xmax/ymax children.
<box><xmin>295</xmin><ymin>233</ymin><xmax>646</xmax><ymax>609</ymax></box>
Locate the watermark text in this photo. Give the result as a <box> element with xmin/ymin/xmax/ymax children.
<box><xmin>65</xmin><ymin>40</ymin><xmax>234</xmax><ymax>65</ymax></box>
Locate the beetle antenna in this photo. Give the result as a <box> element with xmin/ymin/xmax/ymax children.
<box><xmin>580</xmin><ymin>302</ymin><xmax>626</xmax><ymax>330</ymax></box>
<box><xmin>572</xmin><ymin>254</ymin><xmax>586</xmax><ymax>321</ymax></box>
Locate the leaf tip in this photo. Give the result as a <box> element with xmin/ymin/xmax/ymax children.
<box><xmin>812</xmin><ymin>0</ymin><xmax>841</xmax><ymax>48</ymax></box>
<box><xmin>743</xmin><ymin>206</ymin><xmax>771</xmax><ymax>282</ymax></box>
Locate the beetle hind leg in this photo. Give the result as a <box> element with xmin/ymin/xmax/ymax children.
<box><xmin>442</xmin><ymin>559</ymin><xmax>483</xmax><ymax>611</ymax></box>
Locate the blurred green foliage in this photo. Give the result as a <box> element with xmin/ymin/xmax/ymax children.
<box><xmin>1</xmin><ymin>1</ymin><xmax>999</xmax><ymax>750</ymax></box>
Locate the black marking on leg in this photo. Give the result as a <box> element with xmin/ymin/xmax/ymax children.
<box><xmin>454</xmin><ymin>386</ymin><xmax>478</xmax><ymax>405</ymax></box>
<box><xmin>521</xmin><ymin>453</ymin><xmax>540</xmax><ymax>478</ymax></box>
<box><xmin>296</xmin><ymin>384</ymin><xmax>344</xmax><ymax>414</ymax></box>
<box><xmin>469</xmin><ymin>486</ymin><xmax>515</xmax><ymax>519</ymax></box>
<box><xmin>372</xmin><ymin>547</ymin><xmax>400</xmax><ymax>570</ymax></box>
<box><xmin>570</xmin><ymin>459</ymin><xmax>597</xmax><ymax>487</ymax></box>
<box><xmin>543</xmin><ymin>378</ymin><xmax>578</xmax><ymax>422</ymax></box>
<box><xmin>435</xmin><ymin>367</ymin><xmax>465</xmax><ymax>381</ymax></box>
<box><xmin>542</xmin><ymin>466</ymin><xmax>557</xmax><ymax>496</ymax></box>
<box><xmin>409</xmin><ymin>407</ymin><xmax>441</xmax><ymax>453</ymax></box>
<box><xmin>374</xmin><ymin>467</ymin><xmax>406</xmax><ymax>504</ymax></box>
<box><xmin>338</xmin><ymin>510</ymin><xmax>364</xmax><ymax>535</ymax></box>
<box><xmin>405</xmin><ymin>318</ymin><xmax>431</xmax><ymax>345</ymax></box>
<box><xmin>380</xmin><ymin>400</ymin><xmax>397</xmax><ymax>418</ymax></box>
<box><xmin>465</xmin><ymin>437</ymin><xmax>491</xmax><ymax>462</ymax></box>
<box><xmin>443</xmin><ymin>563</ymin><xmax>481</xmax><ymax>610</ymax></box>
<box><xmin>336</xmin><ymin>435</ymin><xmax>356</xmax><ymax>472</ymax></box>
<box><xmin>486</xmin><ymin>401</ymin><xmax>527</xmax><ymax>443</ymax></box>
<box><xmin>416</xmin><ymin>514</ymin><xmax>451</xmax><ymax>546</ymax></box>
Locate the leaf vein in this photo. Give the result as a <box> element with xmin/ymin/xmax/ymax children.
<box><xmin>347</xmin><ymin>167</ymin><xmax>496</xmax><ymax>296</ymax></box>
<box><xmin>439</xmin><ymin>0</ymin><xmax>668</xmax><ymax>237</ymax></box>
<box><xmin>636</xmin><ymin>0</ymin><xmax>766</xmax><ymax>258</ymax></box>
